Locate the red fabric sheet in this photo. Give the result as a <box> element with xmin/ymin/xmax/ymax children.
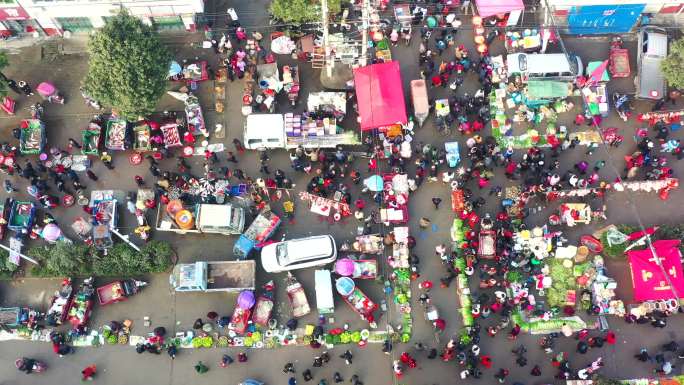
<box><xmin>353</xmin><ymin>62</ymin><xmax>407</xmax><ymax>131</ymax></box>
<box><xmin>627</xmin><ymin>239</ymin><xmax>684</xmax><ymax>302</ymax></box>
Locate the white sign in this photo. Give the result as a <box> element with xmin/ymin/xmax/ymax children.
<box><xmin>8</xmin><ymin>237</ymin><xmax>22</xmax><ymax>266</ymax></box>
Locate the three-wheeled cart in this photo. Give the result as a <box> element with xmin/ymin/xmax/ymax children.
<box><xmin>105</xmin><ymin>118</ymin><xmax>127</xmax><ymax>151</ymax></box>
<box><xmin>340</xmin><ymin>285</ymin><xmax>377</xmax><ymax>322</ymax></box>
<box><xmin>251</xmin><ymin>282</ymin><xmax>275</xmax><ymax>327</ymax></box>
<box><xmin>185</xmin><ymin>95</ymin><xmax>205</xmax><ymax>135</ymax></box>
<box><xmin>96</xmin><ymin>279</ymin><xmax>146</xmax><ymax>306</ymax></box>
<box><xmin>132</xmin><ymin>122</ymin><xmax>152</xmax><ymax>152</ymax></box>
<box><xmin>81</xmin><ymin>120</ymin><xmax>103</xmax><ymax>156</ymax></box>
<box><xmin>66</xmin><ymin>278</ymin><xmax>94</xmax><ymax>328</ymax></box>
<box><xmin>47</xmin><ymin>279</ymin><xmax>73</xmax><ymax>326</ymax></box>
<box><xmin>0</xmin><ymin>307</ymin><xmax>39</xmax><ymax>328</ymax></box>
<box><xmin>8</xmin><ymin>200</ymin><xmax>35</xmax><ymax>233</ymax></box>
<box><xmin>286</xmin><ymin>273</ymin><xmax>310</xmax><ymax>318</ymax></box>
<box><xmin>19</xmin><ymin>119</ymin><xmax>46</xmax><ymax>155</ymax></box>
<box><xmin>445</xmin><ymin>141</ymin><xmax>460</xmax><ymax>167</ymax></box>
<box><xmin>410</xmin><ymin>80</ymin><xmax>429</xmax><ymax>127</ymax></box>
<box><xmin>233</xmin><ymin>207</ymin><xmax>281</xmax><ymax>259</ymax></box>
<box><xmin>283</xmin><ymin>65</ymin><xmax>300</xmax><ymax>105</ymax></box>
<box><xmin>0</xmin><ymin>198</ymin><xmax>10</xmax><ymax>240</ymax></box>
<box><xmin>609</xmin><ymin>37</ymin><xmax>630</xmax><ymax>78</ymax></box>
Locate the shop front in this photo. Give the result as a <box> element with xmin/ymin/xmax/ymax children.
<box><xmin>0</xmin><ymin>5</ymin><xmax>39</xmax><ymax>36</ymax></box>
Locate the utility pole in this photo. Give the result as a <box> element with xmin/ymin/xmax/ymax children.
<box><xmin>360</xmin><ymin>0</ymin><xmax>369</xmax><ymax>67</ymax></box>
<box><xmin>321</xmin><ymin>0</ymin><xmax>333</xmax><ymax>77</ymax></box>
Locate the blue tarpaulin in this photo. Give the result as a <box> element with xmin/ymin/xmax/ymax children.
<box><xmin>567</xmin><ymin>4</ymin><xmax>645</xmax><ymax>35</ymax></box>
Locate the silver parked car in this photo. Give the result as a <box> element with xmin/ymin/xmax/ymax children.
<box><xmin>636</xmin><ymin>26</ymin><xmax>668</xmax><ymax>100</ymax></box>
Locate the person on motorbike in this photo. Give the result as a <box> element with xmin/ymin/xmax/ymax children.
<box><xmin>18</xmin><ymin>358</ymin><xmax>37</xmax><ymax>374</ymax></box>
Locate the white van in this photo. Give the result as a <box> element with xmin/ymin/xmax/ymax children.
<box><xmin>243</xmin><ymin>114</ymin><xmax>286</xmax><ymax>150</ymax></box>
<box><xmin>507</xmin><ymin>52</ymin><xmax>583</xmax><ymax>82</ymax></box>
<box><xmin>261</xmin><ymin>235</ymin><xmax>337</xmax><ymax>273</ymax></box>
<box><xmin>636</xmin><ymin>26</ymin><xmax>668</xmax><ymax>100</ymax></box>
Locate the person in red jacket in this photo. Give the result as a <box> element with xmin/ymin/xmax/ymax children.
<box><xmin>480</xmin><ymin>355</ymin><xmax>492</xmax><ymax>369</ymax></box>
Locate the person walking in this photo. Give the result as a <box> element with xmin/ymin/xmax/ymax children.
<box><xmin>100</xmin><ymin>152</ymin><xmax>114</xmax><ymax>170</ymax></box>
<box><xmin>431</xmin><ymin>197</ymin><xmax>442</xmax><ymax>209</ymax></box>
<box><xmin>81</xmin><ymin>364</ymin><xmax>97</xmax><ymax>381</ymax></box>
<box><xmin>18</xmin><ymin>81</ymin><xmax>34</xmax><ymax>96</ymax></box>
<box><xmin>233</xmin><ymin>138</ymin><xmax>245</xmax><ymax>154</ymax></box>
<box><xmin>194</xmin><ymin>361</ymin><xmax>209</xmax><ymax>374</ymax></box>
<box><xmin>68</xmin><ymin>138</ymin><xmax>82</xmax><ymax>151</ymax></box>
<box><xmin>134</xmin><ymin>175</ymin><xmax>145</xmax><ymax>187</ymax></box>
<box><xmin>340</xmin><ymin>350</ymin><xmax>353</xmax><ymax>365</ymax></box>
<box><xmin>86</xmin><ymin>170</ymin><xmax>99</xmax><ymax>181</ymax></box>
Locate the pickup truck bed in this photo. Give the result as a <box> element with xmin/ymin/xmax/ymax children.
<box><xmin>207</xmin><ymin>261</ymin><xmax>256</xmax><ymax>291</ymax></box>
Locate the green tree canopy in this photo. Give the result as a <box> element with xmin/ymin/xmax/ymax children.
<box><xmin>83</xmin><ymin>11</ymin><xmax>171</xmax><ymax>119</ymax></box>
<box><xmin>662</xmin><ymin>37</ymin><xmax>684</xmax><ymax>90</ymax></box>
<box><xmin>270</xmin><ymin>0</ymin><xmax>344</xmax><ymax>24</ymax></box>
<box><xmin>0</xmin><ymin>50</ymin><xmax>9</xmax><ymax>98</ymax></box>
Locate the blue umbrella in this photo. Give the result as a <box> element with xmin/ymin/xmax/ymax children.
<box><xmin>168</xmin><ymin>61</ymin><xmax>182</xmax><ymax>77</ymax></box>
<box><xmin>363</xmin><ymin>175</ymin><xmax>383</xmax><ymax>192</ymax></box>
<box><xmin>240</xmin><ymin>379</ymin><xmax>264</xmax><ymax>385</ymax></box>
<box><xmin>336</xmin><ymin>277</ymin><xmax>355</xmax><ymax>296</ymax></box>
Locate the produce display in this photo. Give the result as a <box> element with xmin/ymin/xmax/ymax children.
<box><xmin>19</xmin><ymin>119</ymin><xmax>45</xmax><ymax>154</ymax></box>
<box><xmin>161</xmin><ymin>123</ymin><xmax>182</xmax><ymax>148</ymax></box>
<box><xmin>133</xmin><ymin>123</ymin><xmax>151</xmax><ymax>151</ymax></box>
<box><xmin>185</xmin><ymin>96</ymin><xmax>205</xmax><ymax>135</ymax></box>
<box><xmin>82</xmin><ymin>122</ymin><xmax>102</xmax><ymax>155</ymax></box>
<box><xmin>105</xmin><ymin>119</ymin><xmax>127</xmax><ymax>150</ymax></box>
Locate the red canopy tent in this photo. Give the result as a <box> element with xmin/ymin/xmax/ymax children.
<box><xmin>353</xmin><ymin>62</ymin><xmax>408</xmax><ymax>131</ymax></box>
<box><xmin>627</xmin><ymin>240</ymin><xmax>684</xmax><ymax>302</ymax></box>
<box><xmin>475</xmin><ymin>0</ymin><xmax>524</xmax><ymax>18</ymax></box>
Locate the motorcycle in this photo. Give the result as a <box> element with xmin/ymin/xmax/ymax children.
<box><xmin>613</xmin><ymin>93</ymin><xmax>632</xmax><ymax>122</ymax></box>
<box><xmin>15</xmin><ymin>358</ymin><xmax>47</xmax><ymax>374</ymax></box>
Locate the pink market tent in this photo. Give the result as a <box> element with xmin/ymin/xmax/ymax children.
<box><xmin>475</xmin><ymin>0</ymin><xmax>524</xmax><ymax>18</ymax></box>
<box><xmin>353</xmin><ymin>62</ymin><xmax>407</xmax><ymax>131</ymax></box>
<box><xmin>627</xmin><ymin>240</ymin><xmax>684</xmax><ymax>302</ymax></box>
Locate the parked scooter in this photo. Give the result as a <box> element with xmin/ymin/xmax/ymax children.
<box><xmin>15</xmin><ymin>358</ymin><xmax>47</xmax><ymax>374</ymax></box>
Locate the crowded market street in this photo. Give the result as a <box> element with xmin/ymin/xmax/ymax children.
<box><xmin>1</xmin><ymin>1</ymin><xmax>684</xmax><ymax>384</ymax></box>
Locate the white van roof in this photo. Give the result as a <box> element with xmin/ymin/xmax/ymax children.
<box><xmin>507</xmin><ymin>53</ymin><xmax>573</xmax><ymax>74</ymax></box>
<box><xmin>314</xmin><ymin>269</ymin><xmax>334</xmax><ymax>309</ymax></box>
<box><xmin>244</xmin><ymin>113</ymin><xmax>285</xmax><ymax>141</ymax></box>
<box><xmin>284</xmin><ymin>235</ymin><xmax>335</xmax><ymax>263</ymax></box>
<box><xmin>198</xmin><ymin>204</ymin><xmax>232</xmax><ymax>227</ymax></box>
<box><xmin>644</xmin><ymin>28</ymin><xmax>668</xmax><ymax>57</ymax></box>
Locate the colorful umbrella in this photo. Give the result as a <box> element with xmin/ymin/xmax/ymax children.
<box><xmin>587</xmin><ymin>60</ymin><xmax>609</xmax><ymax>86</ymax></box>
<box><xmin>42</xmin><ymin>223</ymin><xmax>62</xmax><ymax>242</ymax></box>
<box><xmin>36</xmin><ymin>82</ymin><xmax>56</xmax><ymax>98</ymax></box>
<box><xmin>335</xmin><ymin>258</ymin><xmax>356</xmax><ymax>276</ymax></box>
<box><xmin>336</xmin><ymin>277</ymin><xmax>355</xmax><ymax>296</ymax></box>
<box><xmin>168</xmin><ymin>61</ymin><xmax>182</xmax><ymax>77</ymax></box>
<box><xmin>363</xmin><ymin>175</ymin><xmax>383</xmax><ymax>192</ymax></box>
<box><xmin>237</xmin><ymin>290</ymin><xmax>255</xmax><ymax>309</ymax></box>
